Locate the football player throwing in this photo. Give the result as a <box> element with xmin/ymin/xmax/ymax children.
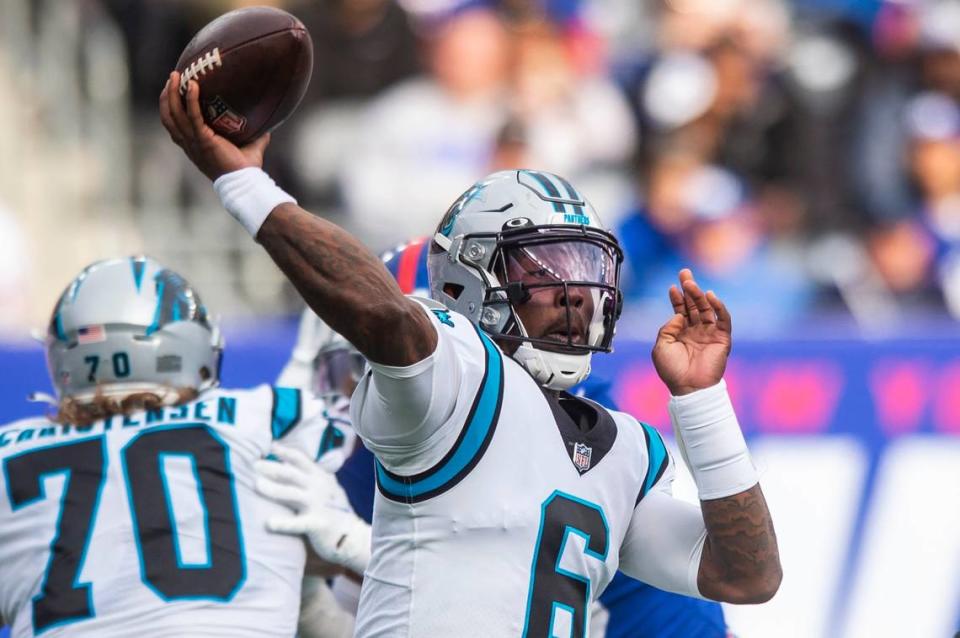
<box><xmin>161</xmin><ymin>73</ymin><xmax>781</xmax><ymax>637</ymax></box>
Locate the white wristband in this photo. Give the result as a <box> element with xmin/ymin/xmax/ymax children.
<box><xmin>213</xmin><ymin>167</ymin><xmax>296</xmax><ymax>237</ymax></box>
<box><xmin>668</xmin><ymin>379</ymin><xmax>758</xmax><ymax>500</ymax></box>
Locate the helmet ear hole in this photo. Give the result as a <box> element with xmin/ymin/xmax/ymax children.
<box><xmin>199</xmin><ymin>366</ymin><xmax>212</xmax><ymax>381</ymax></box>
<box><xmin>443</xmin><ymin>283</ymin><xmax>464</xmax><ymax>300</ymax></box>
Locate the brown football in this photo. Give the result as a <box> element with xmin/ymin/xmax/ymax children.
<box><xmin>175</xmin><ymin>6</ymin><xmax>313</xmax><ymax>145</ymax></box>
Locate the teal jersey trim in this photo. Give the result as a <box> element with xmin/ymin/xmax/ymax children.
<box><xmin>638</xmin><ymin>423</ymin><xmax>669</xmax><ymax>503</ymax></box>
<box><xmin>375</xmin><ymin>327</ymin><xmax>504</xmax><ymax>503</ymax></box>
<box><xmin>317</xmin><ymin>422</ymin><xmax>346</xmax><ymax>459</ymax></box>
<box><xmin>270</xmin><ymin>387</ymin><xmax>302</xmax><ymax>439</ymax></box>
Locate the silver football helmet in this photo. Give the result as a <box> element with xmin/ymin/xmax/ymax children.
<box><xmin>428</xmin><ymin>170</ymin><xmax>623</xmax><ymax>390</ymax></box>
<box><xmin>46</xmin><ymin>257</ymin><xmax>222</xmax><ymax>404</ymax></box>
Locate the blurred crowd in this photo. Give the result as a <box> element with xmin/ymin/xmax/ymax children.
<box><xmin>1</xmin><ymin>0</ymin><xmax>960</xmax><ymax>337</ymax></box>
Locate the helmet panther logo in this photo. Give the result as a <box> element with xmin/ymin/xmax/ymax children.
<box><xmin>147</xmin><ymin>269</ymin><xmax>210</xmax><ymax>334</ymax></box>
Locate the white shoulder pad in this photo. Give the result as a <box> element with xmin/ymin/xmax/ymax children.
<box><xmin>408</xmin><ymin>295</ymin><xmax>449</xmax><ymax>311</ymax></box>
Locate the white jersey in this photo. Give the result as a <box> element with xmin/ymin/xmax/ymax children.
<box><xmin>351</xmin><ymin>303</ymin><xmax>707</xmax><ymax>637</ymax></box>
<box><xmin>0</xmin><ymin>385</ymin><xmax>339</xmax><ymax>638</ymax></box>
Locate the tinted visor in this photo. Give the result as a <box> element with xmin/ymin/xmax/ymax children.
<box><xmin>503</xmin><ymin>241</ymin><xmax>617</xmax><ymax>288</ymax></box>
<box><xmin>493</xmin><ymin>236</ymin><xmax>621</xmax><ymax>353</ymax></box>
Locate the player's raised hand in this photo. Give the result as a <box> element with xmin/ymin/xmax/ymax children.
<box><xmin>159</xmin><ymin>71</ymin><xmax>270</xmax><ymax>181</ymax></box>
<box><xmin>652</xmin><ymin>268</ymin><xmax>732</xmax><ymax>396</ymax></box>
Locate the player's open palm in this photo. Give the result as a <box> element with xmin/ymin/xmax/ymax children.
<box><xmin>652</xmin><ymin>269</ymin><xmax>732</xmax><ymax>396</ymax></box>
<box><xmin>159</xmin><ymin>71</ymin><xmax>269</xmax><ymax>181</ymax></box>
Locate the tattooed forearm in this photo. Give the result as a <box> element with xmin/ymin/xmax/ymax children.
<box><xmin>257</xmin><ymin>204</ymin><xmax>437</xmax><ymax>366</ymax></box>
<box><xmin>698</xmin><ymin>484</ymin><xmax>782</xmax><ymax>604</ymax></box>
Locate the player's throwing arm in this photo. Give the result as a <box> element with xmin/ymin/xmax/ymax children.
<box><xmin>160</xmin><ymin>63</ymin><xmax>782</xmax><ymax>636</ymax></box>
<box><xmin>159</xmin><ymin>72</ymin><xmax>435</xmax><ymax>367</ymax></box>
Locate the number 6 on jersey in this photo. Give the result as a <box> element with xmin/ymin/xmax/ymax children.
<box><xmin>523</xmin><ymin>491</ymin><xmax>609</xmax><ymax>638</ymax></box>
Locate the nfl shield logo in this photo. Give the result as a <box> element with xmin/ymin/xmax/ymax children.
<box><xmin>572</xmin><ymin>442</ymin><xmax>592</xmax><ymax>472</ymax></box>
<box><xmin>206</xmin><ymin>96</ymin><xmax>247</xmax><ymax>135</ymax></box>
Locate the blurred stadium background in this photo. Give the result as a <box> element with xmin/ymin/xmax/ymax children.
<box><xmin>1</xmin><ymin>0</ymin><xmax>959</xmax><ymax>636</ymax></box>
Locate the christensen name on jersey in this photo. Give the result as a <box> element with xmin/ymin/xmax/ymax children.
<box><xmin>0</xmin><ymin>385</ymin><xmax>334</xmax><ymax>638</ymax></box>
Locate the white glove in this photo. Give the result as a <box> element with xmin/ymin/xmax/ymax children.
<box><xmin>255</xmin><ymin>443</ymin><xmax>371</xmax><ymax>575</ymax></box>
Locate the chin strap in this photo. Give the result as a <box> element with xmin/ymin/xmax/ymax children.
<box><xmin>512</xmin><ymin>343</ymin><xmax>592</xmax><ymax>391</ymax></box>
<box><xmin>500</xmin><ymin>295</ymin><xmax>592</xmax><ymax>391</ymax></box>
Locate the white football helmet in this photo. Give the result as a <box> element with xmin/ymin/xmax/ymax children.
<box><xmin>428</xmin><ymin>170</ymin><xmax>623</xmax><ymax>390</ymax></box>
<box><xmin>46</xmin><ymin>257</ymin><xmax>222</xmax><ymax>404</ymax></box>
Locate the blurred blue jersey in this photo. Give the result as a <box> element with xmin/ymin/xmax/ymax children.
<box><xmin>336</xmin><ymin>375</ymin><xmax>726</xmax><ymax>637</ymax></box>
<box><xmin>599</xmin><ymin>572</ymin><xmax>727</xmax><ymax>638</ymax></box>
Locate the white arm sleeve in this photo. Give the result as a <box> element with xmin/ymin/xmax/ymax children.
<box><xmin>618</xmin><ymin>488</ymin><xmax>708</xmax><ymax>600</ymax></box>
<box><xmin>350</xmin><ymin>301</ymin><xmax>472</xmax><ymax>473</ymax></box>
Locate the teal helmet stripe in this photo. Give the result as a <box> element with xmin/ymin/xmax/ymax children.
<box><xmin>48</xmin><ymin>287</ymin><xmax>72</xmax><ymax>341</ymax></box>
<box><xmin>555</xmin><ymin>175</ymin><xmax>586</xmax><ymax>217</ymax></box>
<box><xmin>146</xmin><ymin>279</ymin><xmax>166</xmax><ymax>336</ymax></box>
<box><xmin>131</xmin><ymin>257</ymin><xmax>147</xmax><ymax>293</ymax></box>
<box><xmin>524</xmin><ymin>170</ymin><xmax>566</xmax><ymax>213</ymax></box>
<box><xmin>54</xmin><ymin>311</ymin><xmax>67</xmax><ymax>341</ymax></box>
<box><xmin>48</xmin><ymin>263</ymin><xmax>95</xmax><ymax>341</ymax></box>
<box><xmin>67</xmin><ymin>265</ymin><xmax>94</xmax><ymax>302</ymax></box>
